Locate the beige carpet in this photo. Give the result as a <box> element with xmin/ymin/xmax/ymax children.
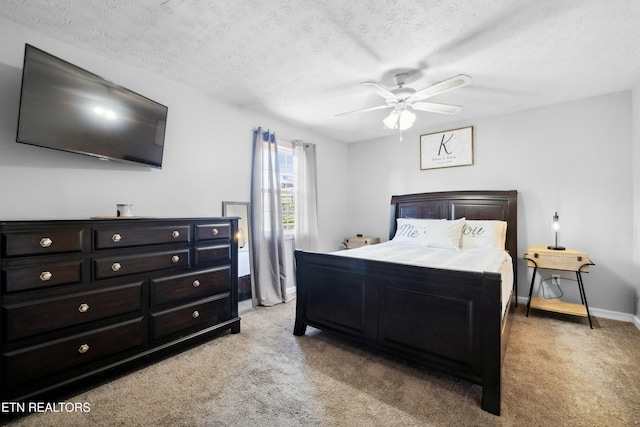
<box><xmin>3</xmin><ymin>302</ymin><xmax>640</xmax><ymax>427</ymax></box>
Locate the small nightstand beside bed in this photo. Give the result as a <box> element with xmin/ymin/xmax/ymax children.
<box><xmin>293</xmin><ymin>190</ymin><xmax>517</xmax><ymax>415</ymax></box>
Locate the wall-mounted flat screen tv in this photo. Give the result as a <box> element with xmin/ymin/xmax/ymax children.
<box><xmin>16</xmin><ymin>44</ymin><xmax>168</xmax><ymax>168</ymax></box>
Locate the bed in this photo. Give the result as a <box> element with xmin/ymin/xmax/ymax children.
<box><xmin>293</xmin><ymin>190</ymin><xmax>517</xmax><ymax>415</ymax></box>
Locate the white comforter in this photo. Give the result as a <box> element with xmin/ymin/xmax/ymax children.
<box><xmin>330</xmin><ymin>241</ymin><xmax>513</xmax><ymax>317</ymax></box>
<box><xmin>332</xmin><ymin>241</ymin><xmax>510</xmax><ymax>272</ymax></box>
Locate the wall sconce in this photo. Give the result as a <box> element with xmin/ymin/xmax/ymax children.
<box><xmin>547</xmin><ymin>211</ymin><xmax>565</xmax><ymax>250</ymax></box>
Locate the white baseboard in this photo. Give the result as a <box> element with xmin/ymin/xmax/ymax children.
<box><xmin>517</xmin><ymin>296</ymin><xmax>640</xmax><ymax>330</ymax></box>
<box><xmin>590</xmin><ymin>307</ymin><xmax>636</xmax><ymax>324</ymax></box>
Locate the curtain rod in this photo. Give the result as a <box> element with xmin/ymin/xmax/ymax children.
<box><xmin>251</xmin><ymin>128</ymin><xmax>313</xmax><ymax>146</ymax></box>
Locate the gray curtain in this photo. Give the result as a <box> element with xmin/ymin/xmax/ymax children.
<box><xmin>250</xmin><ymin>128</ymin><xmax>288</xmax><ymax>306</ymax></box>
<box><xmin>292</xmin><ymin>140</ymin><xmax>319</xmax><ymax>251</ymax></box>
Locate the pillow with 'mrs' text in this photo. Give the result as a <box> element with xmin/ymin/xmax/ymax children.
<box><xmin>460</xmin><ymin>220</ymin><xmax>507</xmax><ymax>250</ymax></box>
<box><xmin>393</xmin><ymin>218</ymin><xmax>465</xmax><ymax>249</ymax></box>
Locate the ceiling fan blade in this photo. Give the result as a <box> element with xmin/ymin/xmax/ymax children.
<box><xmin>407</xmin><ymin>74</ymin><xmax>472</xmax><ymax>102</ymax></box>
<box><xmin>335</xmin><ymin>104</ymin><xmax>393</xmax><ymax>117</ymax></box>
<box><xmin>359</xmin><ymin>81</ymin><xmax>398</xmax><ymax>100</ymax></box>
<box><xmin>411</xmin><ymin>102</ymin><xmax>463</xmax><ymax>114</ymax></box>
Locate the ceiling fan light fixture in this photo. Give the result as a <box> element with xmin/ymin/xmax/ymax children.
<box><xmin>383</xmin><ymin>109</ymin><xmax>416</xmax><ymax>131</ymax></box>
<box><xmin>382</xmin><ymin>111</ymin><xmax>399</xmax><ymax>129</ymax></box>
<box><xmin>382</xmin><ymin>110</ymin><xmax>416</xmax><ymax>130</ymax></box>
<box><xmin>398</xmin><ymin>109</ymin><xmax>416</xmax><ymax>130</ymax></box>
<box><xmin>338</xmin><ymin>73</ymin><xmax>471</xmax><ymax>136</ymax></box>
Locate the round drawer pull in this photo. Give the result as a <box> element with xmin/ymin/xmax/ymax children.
<box><xmin>211</xmin><ymin>228</ymin><xmax>219</xmax><ymax>236</ymax></box>
<box><xmin>112</xmin><ymin>233</ymin><xmax>122</xmax><ymax>242</ymax></box>
<box><xmin>192</xmin><ymin>280</ymin><xmax>201</xmax><ymax>288</ymax></box>
<box><xmin>172</xmin><ymin>230</ymin><xmax>180</xmax><ymax>238</ymax></box>
<box><xmin>171</xmin><ymin>255</ymin><xmax>180</xmax><ymax>263</ymax></box>
<box><xmin>40</xmin><ymin>271</ymin><xmax>53</xmax><ymax>281</ymax></box>
<box><xmin>111</xmin><ymin>262</ymin><xmax>122</xmax><ymax>272</ymax></box>
<box><xmin>78</xmin><ymin>344</ymin><xmax>90</xmax><ymax>354</ymax></box>
<box><xmin>40</xmin><ymin>237</ymin><xmax>53</xmax><ymax>248</ymax></box>
<box><xmin>192</xmin><ymin>310</ymin><xmax>200</xmax><ymax>319</ymax></box>
<box><xmin>78</xmin><ymin>303</ymin><xmax>90</xmax><ymax>313</ymax></box>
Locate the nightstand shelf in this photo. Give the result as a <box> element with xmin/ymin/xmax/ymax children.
<box><xmin>524</xmin><ymin>246</ymin><xmax>594</xmax><ymax>328</ymax></box>
<box><xmin>528</xmin><ymin>297</ymin><xmax>588</xmax><ymax>317</ymax></box>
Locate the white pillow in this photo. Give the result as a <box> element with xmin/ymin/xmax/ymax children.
<box><xmin>392</xmin><ymin>218</ymin><xmax>441</xmax><ymax>244</ymax></box>
<box><xmin>460</xmin><ymin>220</ymin><xmax>507</xmax><ymax>250</ymax></box>
<box><xmin>393</xmin><ymin>218</ymin><xmax>465</xmax><ymax>249</ymax></box>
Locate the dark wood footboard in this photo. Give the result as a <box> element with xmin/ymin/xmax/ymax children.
<box><xmin>294</xmin><ymin>250</ymin><xmax>513</xmax><ymax>415</ymax></box>
<box><xmin>294</xmin><ymin>189</ymin><xmax>517</xmax><ymax>415</ymax></box>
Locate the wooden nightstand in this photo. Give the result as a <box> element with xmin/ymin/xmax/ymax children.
<box><xmin>524</xmin><ymin>246</ymin><xmax>595</xmax><ymax>328</ymax></box>
<box><xmin>345</xmin><ymin>235</ymin><xmax>380</xmax><ymax>249</ymax></box>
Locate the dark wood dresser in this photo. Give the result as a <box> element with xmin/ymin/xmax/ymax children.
<box><xmin>0</xmin><ymin>217</ymin><xmax>240</xmax><ymax>401</ymax></box>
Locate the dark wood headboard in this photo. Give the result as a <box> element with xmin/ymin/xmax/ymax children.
<box><xmin>389</xmin><ymin>190</ymin><xmax>518</xmax><ymax>283</ymax></box>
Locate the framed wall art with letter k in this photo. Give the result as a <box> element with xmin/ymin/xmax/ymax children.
<box><xmin>420</xmin><ymin>126</ymin><xmax>474</xmax><ymax>170</ymax></box>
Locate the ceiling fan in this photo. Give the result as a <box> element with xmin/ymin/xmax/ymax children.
<box><xmin>337</xmin><ymin>73</ymin><xmax>472</xmax><ymax>131</ymax></box>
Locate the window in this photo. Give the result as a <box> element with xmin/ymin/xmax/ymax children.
<box><xmin>278</xmin><ymin>144</ymin><xmax>296</xmax><ymax>232</ymax></box>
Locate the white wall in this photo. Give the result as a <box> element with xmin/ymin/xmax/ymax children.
<box><xmin>348</xmin><ymin>91</ymin><xmax>635</xmax><ymax>315</ymax></box>
<box><xmin>633</xmin><ymin>80</ymin><xmax>640</xmax><ymax>320</ymax></box>
<box><xmin>0</xmin><ymin>19</ymin><xmax>349</xmax><ymax>254</ymax></box>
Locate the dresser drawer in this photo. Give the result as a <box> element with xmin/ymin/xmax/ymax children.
<box><xmin>2</xmin><ymin>283</ymin><xmax>143</xmax><ymax>341</ymax></box>
<box><xmin>3</xmin><ymin>317</ymin><xmax>144</xmax><ymax>389</ymax></box>
<box><xmin>2</xmin><ymin>228</ymin><xmax>84</xmax><ymax>257</ymax></box>
<box><xmin>94</xmin><ymin>224</ymin><xmax>190</xmax><ymax>250</ymax></box>
<box><xmin>195</xmin><ymin>223</ymin><xmax>231</xmax><ymax>242</ymax></box>
<box><xmin>93</xmin><ymin>249</ymin><xmax>190</xmax><ymax>280</ymax></box>
<box><xmin>2</xmin><ymin>260</ymin><xmax>84</xmax><ymax>293</ymax></box>
<box><xmin>150</xmin><ymin>267</ymin><xmax>231</xmax><ymax>307</ymax></box>
<box><xmin>194</xmin><ymin>245</ymin><xmax>230</xmax><ymax>267</ymax></box>
<box><xmin>151</xmin><ymin>295</ymin><xmax>231</xmax><ymax>340</ymax></box>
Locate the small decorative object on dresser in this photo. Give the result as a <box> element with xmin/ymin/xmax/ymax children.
<box><xmin>524</xmin><ymin>246</ymin><xmax>594</xmax><ymax>328</ymax></box>
<box><xmin>0</xmin><ymin>217</ymin><xmax>240</xmax><ymax>402</ymax></box>
<box><xmin>345</xmin><ymin>235</ymin><xmax>380</xmax><ymax>249</ymax></box>
<box><xmin>116</xmin><ymin>204</ymin><xmax>133</xmax><ymax>217</ymax></box>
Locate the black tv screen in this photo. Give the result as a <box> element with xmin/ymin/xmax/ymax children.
<box><xmin>16</xmin><ymin>44</ymin><xmax>167</xmax><ymax>168</ymax></box>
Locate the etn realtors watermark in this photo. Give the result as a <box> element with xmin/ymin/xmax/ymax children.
<box><xmin>2</xmin><ymin>401</ymin><xmax>91</xmax><ymax>414</ymax></box>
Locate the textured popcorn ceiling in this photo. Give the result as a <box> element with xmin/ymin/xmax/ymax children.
<box><xmin>1</xmin><ymin>0</ymin><xmax>639</xmax><ymax>143</ymax></box>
